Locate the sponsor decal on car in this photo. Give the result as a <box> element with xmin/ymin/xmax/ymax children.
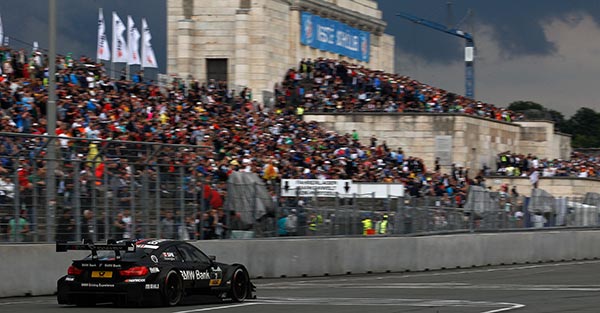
<box><xmin>151</xmin><ymin>255</ymin><xmax>159</xmax><ymax>263</ymax></box>
<box><xmin>209</xmin><ymin>279</ymin><xmax>222</xmax><ymax>286</ymax></box>
<box><xmin>65</xmin><ymin>277</ymin><xmax>74</xmax><ymax>282</ymax></box>
<box><xmin>125</xmin><ymin>278</ymin><xmax>146</xmax><ymax>283</ymax></box>
<box><xmin>145</xmin><ymin>284</ymin><xmax>160</xmax><ymax>289</ymax></box>
<box><xmin>81</xmin><ymin>283</ymin><xmax>115</xmax><ymax>288</ymax></box>
<box><xmin>79</xmin><ymin>262</ymin><xmax>122</xmax><ymax>268</ymax></box>
<box><xmin>180</xmin><ymin>270</ymin><xmax>212</xmax><ymax>281</ymax></box>
<box><xmin>149</xmin><ymin>267</ymin><xmax>160</xmax><ymax>273</ymax></box>
<box><xmin>136</xmin><ymin>244</ymin><xmax>159</xmax><ymax>250</ymax></box>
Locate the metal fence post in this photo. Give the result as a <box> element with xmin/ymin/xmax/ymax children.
<box><xmin>130</xmin><ymin>166</ymin><xmax>136</xmax><ymax>239</ymax></box>
<box><xmin>12</xmin><ymin>163</ymin><xmax>20</xmax><ymax>242</ymax></box>
<box><xmin>74</xmin><ymin>161</ymin><xmax>81</xmax><ymax>241</ymax></box>
<box><xmin>179</xmin><ymin>166</ymin><xmax>185</xmax><ymax>240</ymax></box>
<box><xmin>199</xmin><ymin>178</ymin><xmax>205</xmax><ymax>240</ymax></box>
<box><xmin>155</xmin><ymin>166</ymin><xmax>162</xmax><ymax>239</ymax></box>
<box><xmin>352</xmin><ymin>193</ymin><xmax>358</xmax><ymax>235</ymax></box>
<box><xmin>31</xmin><ymin>161</ymin><xmax>38</xmax><ymax>242</ymax></box>
<box><xmin>141</xmin><ymin>169</ymin><xmax>150</xmax><ymax>239</ymax></box>
<box><xmin>103</xmin><ymin>164</ymin><xmax>109</xmax><ymax>241</ymax></box>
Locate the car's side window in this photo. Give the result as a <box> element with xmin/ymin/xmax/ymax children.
<box><xmin>159</xmin><ymin>246</ymin><xmax>182</xmax><ymax>262</ymax></box>
<box><xmin>178</xmin><ymin>244</ymin><xmax>210</xmax><ymax>264</ymax></box>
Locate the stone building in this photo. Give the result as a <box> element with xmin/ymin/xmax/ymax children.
<box><xmin>167</xmin><ymin>0</ymin><xmax>395</xmax><ymax>103</ymax></box>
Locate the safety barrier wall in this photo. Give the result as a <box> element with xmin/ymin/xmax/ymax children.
<box><xmin>2</xmin><ymin>231</ymin><xmax>600</xmax><ymax>298</ymax></box>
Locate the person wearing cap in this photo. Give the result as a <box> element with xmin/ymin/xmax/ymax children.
<box><xmin>285</xmin><ymin>208</ymin><xmax>298</xmax><ymax>236</ymax></box>
<box><xmin>376</xmin><ymin>214</ymin><xmax>389</xmax><ymax>235</ymax></box>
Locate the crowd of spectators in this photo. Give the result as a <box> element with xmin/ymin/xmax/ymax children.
<box><xmin>277</xmin><ymin>58</ymin><xmax>524</xmax><ymax>122</ymax></box>
<box><xmin>496</xmin><ymin>151</ymin><xmax>600</xmax><ymax>178</ymax></box>
<box><xmin>0</xmin><ymin>47</ymin><xmax>588</xmax><ymax>241</ymax></box>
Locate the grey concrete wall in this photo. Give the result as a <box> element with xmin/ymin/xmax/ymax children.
<box><xmin>306</xmin><ymin>113</ymin><xmax>572</xmax><ymax>173</ymax></box>
<box><xmin>485</xmin><ymin>176</ymin><xmax>600</xmax><ymax>198</ymax></box>
<box><xmin>2</xmin><ymin>231</ymin><xmax>599</xmax><ymax>298</ymax></box>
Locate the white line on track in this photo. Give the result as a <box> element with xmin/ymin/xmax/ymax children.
<box><xmin>0</xmin><ymin>300</ymin><xmax>53</xmax><ymax>306</ymax></box>
<box><xmin>172</xmin><ymin>302</ymin><xmax>258</xmax><ymax>313</ymax></box>
<box><xmin>251</xmin><ymin>297</ymin><xmax>525</xmax><ymax>313</ymax></box>
<box><xmin>256</xmin><ymin>259</ymin><xmax>600</xmax><ymax>288</ymax></box>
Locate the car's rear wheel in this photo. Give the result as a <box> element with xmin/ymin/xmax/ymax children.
<box><xmin>230</xmin><ymin>267</ymin><xmax>249</xmax><ymax>302</ymax></box>
<box><xmin>163</xmin><ymin>270</ymin><xmax>183</xmax><ymax>306</ymax></box>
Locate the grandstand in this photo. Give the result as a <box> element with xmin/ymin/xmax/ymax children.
<box><xmin>0</xmin><ymin>44</ymin><xmax>597</xmax><ymax>243</ymax></box>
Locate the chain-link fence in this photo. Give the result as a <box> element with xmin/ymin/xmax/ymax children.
<box><xmin>1</xmin><ymin>132</ymin><xmax>599</xmax><ymax>243</ymax></box>
<box><xmin>0</xmin><ymin>132</ymin><xmax>217</xmax><ymax>243</ymax></box>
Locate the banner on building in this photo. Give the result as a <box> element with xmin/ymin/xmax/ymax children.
<box><xmin>300</xmin><ymin>11</ymin><xmax>370</xmax><ymax>63</ymax></box>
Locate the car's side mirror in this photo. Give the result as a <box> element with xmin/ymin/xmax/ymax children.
<box><xmin>209</xmin><ymin>255</ymin><xmax>216</xmax><ymax>261</ymax></box>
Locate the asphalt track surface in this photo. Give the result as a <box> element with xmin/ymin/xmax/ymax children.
<box><xmin>2</xmin><ymin>260</ymin><xmax>600</xmax><ymax>313</ymax></box>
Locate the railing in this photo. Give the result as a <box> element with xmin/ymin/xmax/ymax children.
<box><xmin>1</xmin><ymin>132</ymin><xmax>599</xmax><ymax>243</ymax></box>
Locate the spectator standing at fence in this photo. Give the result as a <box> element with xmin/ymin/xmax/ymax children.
<box><xmin>56</xmin><ymin>208</ymin><xmax>75</xmax><ymax>241</ymax></box>
<box><xmin>161</xmin><ymin>211</ymin><xmax>176</xmax><ymax>239</ymax></box>
<box><xmin>80</xmin><ymin>210</ymin><xmax>96</xmax><ymax>241</ymax></box>
<box><xmin>376</xmin><ymin>214</ymin><xmax>389</xmax><ymax>235</ymax></box>
<box><xmin>228</xmin><ymin>210</ymin><xmax>244</xmax><ymax>235</ymax></box>
<box><xmin>286</xmin><ymin>209</ymin><xmax>298</xmax><ymax>236</ymax></box>
<box><xmin>112</xmin><ymin>212</ymin><xmax>126</xmax><ymax>240</ymax></box>
<box><xmin>277</xmin><ymin>213</ymin><xmax>288</xmax><ymax>236</ymax></box>
<box><xmin>532</xmin><ymin>212</ymin><xmax>547</xmax><ymax>228</ymax></box>
<box><xmin>8</xmin><ymin>209</ymin><xmax>29</xmax><ymax>242</ymax></box>
<box><xmin>0</xmin><ymin>209</ymin><xmax>10</xmax><ymax>241</ymax></box>
<box><xmin>362</xmin><ymin>214</ymin><xmax>373</xmax><ymax>235</ymax></box>
<box><xmin>121</xmin><ymin>209</ymin><xmax>133</xmax><ymax>239</ymax></box>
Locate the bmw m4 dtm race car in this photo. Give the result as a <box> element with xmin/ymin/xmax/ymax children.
<box><xmin>56</xmin><ymin>239</ymin><xmax>255</xmax><ymax>306</ymax></box>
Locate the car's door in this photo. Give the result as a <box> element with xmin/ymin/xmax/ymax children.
<box><xmin>158</xmin><ymin>245</ymin><xmax>195</xmax><ymax>289</ymax></box>
<box><xmin>177</xmin><ymin>243</ymin><xmax>222</xmax><ymax>289</ymax></box>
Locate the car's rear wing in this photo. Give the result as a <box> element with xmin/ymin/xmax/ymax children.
<box><xmin>56</xmin><ymin>240</ymin><xmax>136</xmax><ymax>260</ymax></box>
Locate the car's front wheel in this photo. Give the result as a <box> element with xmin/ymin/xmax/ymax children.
<box><xmin>162</xmin><ymin>270</ymin><xmax>183</xmax><ymax>306</ymax></box>
<box><xmin>230</xmin><ymin>267</ymin><xmax>250</xmax><ymax>302</ymax></box>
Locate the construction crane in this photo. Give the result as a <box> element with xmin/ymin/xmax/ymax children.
<box><xmin>396</xmin><ymin>11</ymin><xmax>475</xmax><ymax>99</ymax></box>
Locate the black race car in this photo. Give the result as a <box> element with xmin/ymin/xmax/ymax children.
<box><xmin>56</xmin><ymin>239</ymin><xmax>255</xmax><ymax>306</ymax></box>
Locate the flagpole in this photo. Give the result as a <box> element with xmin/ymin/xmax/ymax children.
<box><xmin>126</xmin><ymin>15</ymin><xmax>130</xmax><ymax>81</ymax></box>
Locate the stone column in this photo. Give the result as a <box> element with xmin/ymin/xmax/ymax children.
<box><xmin>176</xmin><ymin>19</ymin><xmax>194</xmax><ymax>78</ymax></box>
<box><xmin>289</xmin><ymin>5</ymin><xmax>301</xmax><ymax>67</ymax></box>
<box><xmin>234</xmin><ymin>8</ymin><xmax>251</xmax><ymax>89</ymax></box>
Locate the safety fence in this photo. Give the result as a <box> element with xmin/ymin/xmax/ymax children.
<box><xmin>2</xmin><ymin>132</ymin><xmax>600</xmax><ymax>242</ymax></box>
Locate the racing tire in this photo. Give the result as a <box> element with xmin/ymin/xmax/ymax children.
<box><xmin>162</xmin><ymin>270</ymin><xmax>184</xmax><ymax>306</ymax></box>
<box><xmin>230</xmin><ymin>267</ymin><xmax>250</xmax><ymax>302</ymax></box>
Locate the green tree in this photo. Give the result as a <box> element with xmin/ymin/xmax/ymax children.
<box><xmin>564</xmin><ymin>107</ymin><xmax>600</xmax><ymax>148</ymax></box>
<box><xmin>507</xmin><ymin>101</ymin><xmax>544</xmax><ymax>112</ymax></box>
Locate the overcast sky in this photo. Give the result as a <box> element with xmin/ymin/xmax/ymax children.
<box><xmin>2</xmin><ymin>0</ymin><xmax>600</xmax><ymax>116</ymax></box>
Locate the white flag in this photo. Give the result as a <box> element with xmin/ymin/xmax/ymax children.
<box><xmin>127</xmin><ymin>16</ymin><xmax>141</xmax><ymax>65</ymax></box>
<box><xmin>33</xmin><ymin>41</ymin><xmax>39</xmax><ymax>52</ymax></box>
<box><xmin>97</xmin><ymin>8</ymin><xmax>111</xmax><ymax>61</ymax></box>
<box><xmin>141</xmin><ymin>18</ymin><xmax>157</xmax><ymax>68</ymax></box>
<box><xmin>0</xmin><ymin>14</ymin><xmax>4</xmax><ymax>47</ymax></box>
<box><xmin>112</xmin><ymin>12</ymin><xmax>128</xmax><ymax>63</ymax></box>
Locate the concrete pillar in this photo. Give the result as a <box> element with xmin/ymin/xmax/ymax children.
<box><xmin>176</xmin><ymin>19</ymin><xmax>194</xmax><ymax>78</ymax></box>
<box><xmin>234</xmin><ymin>9</ymin><xmax>250</xmax><ymax>88</ymax></box>
<box><xmin>289</xmin><ymin>6</ymin><xmax>301</xmax><ymax>68</ymax></box>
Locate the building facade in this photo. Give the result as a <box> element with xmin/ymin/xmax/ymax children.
<box><xmin>167</xmin><ymin>0</ymin><xmax>395</xmax><ymax>103</ymax></box>
<box><xmin>306</xmin><ymin>113</ymin><xmax>572</xmax><ymax>173</ymax></box>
